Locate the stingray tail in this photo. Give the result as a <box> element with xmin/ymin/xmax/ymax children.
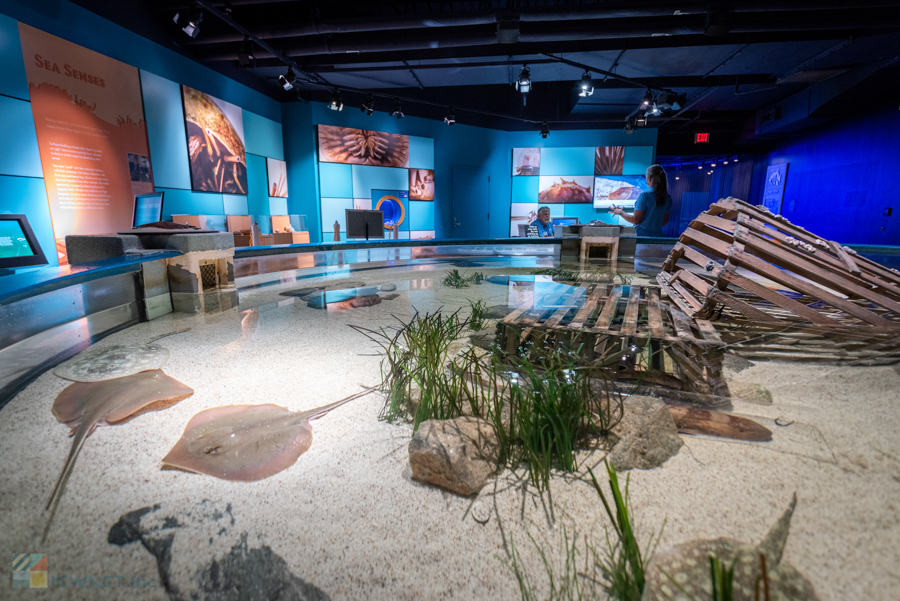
<box><xmin>146</xmin><ymin>328</ymin><xmax>191</xmax><ymax>344</ymax></box>
<box><xmin>41</xmin><ymin>421</ymin><xmax>93</xmax><ymax>543</ymax></box>
<box><xmin>303</xmin><ymin>385</ymin><xmax>379</xmax><ymax>421</ymax></box>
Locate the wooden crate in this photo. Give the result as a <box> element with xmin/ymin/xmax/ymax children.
<box><xmin>495</xmin><ymin>283</ymin><xmax>728</xmax><ymax>395</ymax></box>
<box><xmin>658</xmin><ymin>197</ymin><xmax>900</xmax><ymax>364</ymax></box>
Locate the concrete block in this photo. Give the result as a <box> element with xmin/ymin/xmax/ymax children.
<box><xmin>65</xmin><ymin>235</ymin><xmax>143</xmax><ymax>264</ymax></box>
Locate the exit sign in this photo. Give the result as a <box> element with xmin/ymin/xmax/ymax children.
<box><xmin>694</xmin><ymin>133</ymin><xmax>710</xmax><ymax>143</ymax></box>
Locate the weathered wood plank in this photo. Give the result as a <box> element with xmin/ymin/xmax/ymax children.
<box><xmin>646</xmin><ymin>287</ymin><xmax>666</xmax><ymax>338</ymax></box>
<box><xmin>594</xmin><ymin>286</ymin><xmax>623</xmax><ymax>332</ymax></box>
<box><xmin>622</xmin><ymin>286</ymin><xmax>642</xmax><ymax>336</ymax></box>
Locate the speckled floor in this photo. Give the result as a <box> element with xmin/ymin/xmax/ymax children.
<box><xmin>1</xmin><ymin>255</ymin><xmax>898</xmax><ymax>600</ymax></box>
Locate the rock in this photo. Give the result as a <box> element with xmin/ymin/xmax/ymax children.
<box><xmin>109</xmin><ymin>501</ymin><xmax>328</xmax><ymax>601</ymax></box>
<box><xmin>643</xmin><ymin>494</ymin><xmax>819</xmax><ymax>601</ymax></box>
<box><xmin>728</xmin><ymin>381</ymin><xmax>774</xmax><ymax>405</ymax></box>
<box><xmin>723</xmin><ymin>354</ymin><xmax>754</xmax><ymax>376</ymax></box>
<box><xmin>379</xmin><ymin>283</ymin><xmax>397</xmax><ymax>292</ymax></box>
<box><xmin>408</xmin><ymin>417</ymin><xmax>500</xmax><ymax>496</ymax></box>
<box><xmin>608</xmin><ymin>396</ymin><xmax>683</xmax><ymax>470</ymax></box>
<box><xmin>469</xmin><ymin>327</ymin><xmax>497</xmax><ymax>351</ymax></box>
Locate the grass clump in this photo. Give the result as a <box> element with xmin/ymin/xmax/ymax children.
<box><xmin>468</xmin><ymin>299</ymin><xmax>488</xmax><ymax>331</ymax></box>
<box><xmin>443</xmin><ymin>269</ymin><xmax>485</xmax><ymax>288</ymax></box>
<box><xmin>531</xmin><ymin>266</ymin><xmax>582</xmax><ymax>283</ymax></box>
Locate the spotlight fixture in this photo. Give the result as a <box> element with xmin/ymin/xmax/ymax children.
<box><xmin>238</xmin><ymin>36</ymin><xmax>255</xmax><ymax>68</ymax></box>
<box><xmin>733</xmin><ymin>156</ymin><xmax>739</xmax><ymax>162</ymax></box>
<box><xmin>516</xmin><ymin>65</ymin><xmax>532</xmax><ymax>94</ymax></box>
<box><xmin>540</xmin><ymin>122</ymin><xmax>549</xmax><ymax>139</ymax></box>
<box><xmin>624</xmin><ymin>120</ymin><xmax>634</xmax><ymax>135</ymax></box>
<box><xmin>279</xmin><ymin>68</ymin><xmax>295</xmax><ymax>91</ymax></box>
<box><xmin>390</xmin><ymin>100</ymin><xmax>404</xmax><ymax>119</ymax></box>
<box><xmin>444</xmin><ymin>107</ymin><xmax>456</xmax><ymax>125</ymax></box>
<box><xmin>328</xmin><ymin>89</ymin><xmax>343</xmax><ymax>111</ymax></box>
<box><xmin>642</xmin><ymin>89</ymin><xmax>653</xmax><ymax>106</ymax></box>
<box><xmin>672</xmin><ymin>93</ymin><xmax>686</xmax><ymax>111</ymax></box>
<box><xmin>711</xmin><ymin>160</ymin><xmax>716</xmax><ymax>167</ymax></box>
<box><xmin>579</xmin><ymin>71</ymin><xmax>594</xmax><ymax>97</ymax></box>
<box><xmin>360</xmin><ymin>94</ymin><xmax>375</xmax><ymax>115</ymax></box>
<box><xmin>675</xmin><ymin>176</ymin><xmax>680</xmax><ymax>180</ymax></box>
<box><xmin>174</xmin><ymin>7</ymin><xmax>203</xmax><ymax>39</ymax></box>
<box><xmin>698</xmin><ymin>165</ymin><xmax>703</xmax><ymax>169</ymax></box>
<box><xmin>723</xmin><ymin>159</ymin><xmax>728</xmax><ymax>165</ymax></box>
<box><xmin>645</xmin><ymin>101</ymin><xmax>661</xmax><ymax>117</ymax></box>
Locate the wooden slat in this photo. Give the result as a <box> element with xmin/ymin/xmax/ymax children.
<box><xmin>621</xmin><ymin>286</ymin><xmax>642</xmax><ymax>336</ymax></box>
<box><xmin>669</xmin><ymin>307</ymin><xmax>698</xmax><ymax>341</ymax></box>
<box><xmin>717</xmin><ymin>267</ymin><xmax>835</xmax><ymax>325</ymax></box>
<box><xmin>593</xmin><ymin>286</ymin><xmax>623</xmax><ymax>332</ymax></box>
<box><xmin>828</xmin><ymin>240</ymin><xmax>862</xmax><ymax>275</ymax></box>
<box><xmin>705</xmin><ymin>287</ymin><xmax>781</xmax><ymax>323</ymax></box>
<box><xmin>735</xmin><ymin>225</ymin><xmax>900</xmax><ymax>314</ymax></box>
<box><xmin>570</xmin><ymin>284</ymin><xmax>606</xmax><ymax>328</ymax></box>
<box><xmin>727</xmin><ymin>247</ymin><xmax>894</xmax><ymax>327</ymax></box>
<box><xmin>694</xmin><ymin>319</ymin><xmax>723</xmax><ymax>345</ymax></box>
<box><xmin>646</xmin><ymin>287</ymin><xmax>666</xmax><ymax>338</ymax></box>
<box><xmin>502</xmin><ymin>307</ymin><xmax>530</xmax><ymax>324</ymax></box>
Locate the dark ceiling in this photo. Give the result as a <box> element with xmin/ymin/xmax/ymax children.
<box><xmin>71</xmin><ymin>0</ymin><xmax>900</xmax><ymax>154</ymax></box>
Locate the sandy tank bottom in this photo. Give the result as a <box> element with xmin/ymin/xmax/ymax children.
<box><xmin>1</xmin><ymin>261</ymin><xmax>898</xmax><ymax>600</ymax></box>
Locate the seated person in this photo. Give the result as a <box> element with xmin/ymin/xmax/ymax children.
<box><xmin>530</xmin><ymin>206</ymin><xmax>555</xmax><ymax>237</ymax></box>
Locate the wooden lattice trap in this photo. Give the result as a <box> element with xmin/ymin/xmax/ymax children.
<box><xmin>657</xmin><ymin>197</ymin><xmax>900</xmax><ymax>364</ymax></box>
<box><xmin>495</xmin><ymin>283</ymin><xmax>728</xmax><ymax>396</ymax></box>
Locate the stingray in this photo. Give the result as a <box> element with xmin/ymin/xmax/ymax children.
<box><xmin>161</xmin><ymin>386</ymin><xmax>377</xmax><ymax>482</ymax></box>
<box><xmin>53</xmin><ymin>329</ymin><xmax>190</xmax><ymax>382</ymax></box>
<box><xmin>43</xmin><ymin>369</ymin><xmax>194</xmax><ymax>542</ymax></box>
<box><xmin>643</xmin><ymin>493</ymin><xmax>819</xmax><ymax>600</ymax></box>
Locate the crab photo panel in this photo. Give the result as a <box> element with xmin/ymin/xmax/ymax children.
<box><xmin>537</xmin><ymin>175</ymin><xmax>593</xmax><ymax>204</ymax></box>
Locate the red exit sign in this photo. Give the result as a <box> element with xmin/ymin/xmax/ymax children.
<box><xmin>694</xmin><ymin>132</ymin><xmax>710</xmax><ymax>143</ymax></box>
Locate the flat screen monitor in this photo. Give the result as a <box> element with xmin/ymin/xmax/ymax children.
<box><xmin>552</xmin><ymin>217</ymin><xmax>579</xmax><ymax>227</ymax></box>
<box><xmin>345</xmin><ymin>209</ymin><xmax>385</xmax><ymax>240</ymax></box>
<box><xmin>0</xmin><ymin>214</ymin><xmax>48</xmax><ymax>269</ymax></box>
<box><xmin>133</xmin><ymin>192</ymin><xmax>165</xmax><ymax>227</ymax></box>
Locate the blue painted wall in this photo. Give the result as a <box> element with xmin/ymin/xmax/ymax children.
<box><xmin>749</xmin><ymin>107</ymin><xmax>900</xmax><ymax>245</ymax></box>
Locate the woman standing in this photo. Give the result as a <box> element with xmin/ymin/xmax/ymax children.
<box><xmin>610</xmin><ymin>164</ymin><xmax>673</xmax><ymax>237</ymax></box>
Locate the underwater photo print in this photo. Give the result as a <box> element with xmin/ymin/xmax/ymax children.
<box><xmin>512</xmin><ymin>148</ymin><xmax>541</xmax><ymax>176</ymax></box>
<box><xmin>538</xmin><ymin>175</ymin><xmax>593</xmax><ymax>204</ymax></box>
<box><xmin>594</xmin><ymin>146</ymin><xmax>625</xmax><ymax>175</ymax></box>
<box><xmin>593</xmin><ymin>176</ymin><xmax>650</xmax><ymax>208</ymax></box>
<box><xmin>317</xmin><ymin>125</ymin><xmax>410</xmax><ymax>167</ymax></box>
<box><xmin>267</xmin><ymin>158</ymin><xmax>288</xmax><ymax>198</ymax></box>
<box><xmin>182</xmin><ymin>85</ymin><xmax>247</xmax><ymax>194</ymax></box>
<box><xmin>408</xmin><ymin>169</ymin><xmax>434</xmax><ymax>201</ymax></box>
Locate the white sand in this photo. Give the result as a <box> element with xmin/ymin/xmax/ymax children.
<box><xmin>1</xmin><ymin>262</ymin><xmax>899</xmax><ymax>600</ymax></box>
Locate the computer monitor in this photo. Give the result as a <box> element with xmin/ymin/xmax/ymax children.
<box><xmin>0</xmin><ymin>214</ymin><xmax>48</xmax><ymax>270</ymax></box>
<box><xmin>552</xmin><ymin>217</ymin><xmax>579</xmax><ymax>227</ymax></box>
<box><xmin>133</xmin><ymin>192</ymin><xmax>165</xmax><ymax>227</ymax></box>
<box><xmin>345</xmin><ymin>209</ymin><xmax>385</xmax><ymax>240</ymax></box>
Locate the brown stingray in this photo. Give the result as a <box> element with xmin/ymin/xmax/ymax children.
<box><xmin>43</xmin><ymin>370</ymin><xmax>194</xmax><ymax>541</ymax></box>
<box><xmin>161</xmin><ymin>386</ymin><xmax>377</xmax><ymax>482</ymax></box>
<box><xmin>667</xmin><ymin>404</ymin><xmax>772</xmax><ymax>442</ymax></box>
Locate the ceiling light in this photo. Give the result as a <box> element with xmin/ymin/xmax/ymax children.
<box><xmin>675</xmin><ymin>176</ymin><xmax>680</xmax><ymax>180</ymax></box>
<box><xmin>444</xmin><ymin>107</ymin><xmax>455</xmax><ymax>125</ymax></box>
<box><xmin>711</xmin><ymin>161</ymin><xmax>716</xmax><ymax>167</ymax></box>
<box><xmin>279</xmin><ymin>68</ymin><xmax>295</xmax><ymax>91</ymax></box>
<box><xmin>733</xmin><ymin>156</ymin><xmax>739</xmax><ymax>162</ymax></box>
<box><xmin>723</xmin><ymin>159</ymin><xmax>728</xmax><ymax>164</ymax></box>
<box><xmin>361</xmin><ymin>94</ymin><xmax>375</xmax><ymax>115</ymax></box>
<box><xmin>516</xmin><ymin>65</ymin><xmax>531</xmax><ymax>94</ymax></box>
<box><xmin>698</xmin><ymin>165</ymin><xmax>703</xmax><ymax>169</ymax></box>
<box><xmin>642</xmin><ymin>89</ymin><xmax>653</xmax><ymax>107</ymax></box>
<box><xmin>646</xmin><ymin>102</ymin><xmax>661</xmax><ymax>117</ymax></box>
<box><xmin>390</xmin><ymin>100</ymin><xmax>403</xmax><ymax>119</ymax></box>
<box><xmin>579</xmin><ymin>71</ymin><xmax>593</xmax><ymax>97</ymax></box>
<box><xmin>328</xmin><ymin>89</ymin><xmax>343</xmax><ymax>111</ymax></box>
<box><xmin>624</xmin><ymin>120</ymin><xmax>634</xmax><ymax>135</ymax></box>
<box><xmin>238</xmin><ymin>36</ymin><xmax>255</xmax><ymax>68</ymax></box>
<box><xmin>540</xmin><ymin>122</ymin><xmax>549</xmax><ymax>139</ymax></box>
<box><xmin>173</xmin><ymin>7</ymin><xmax>203</xmax><ymax>39</ymax></box>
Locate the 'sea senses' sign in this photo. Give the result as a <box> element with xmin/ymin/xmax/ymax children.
<box><xmin>33</xmin><ymin>55</ymin><xmax>107</xmax><ymax>87</ymax></box>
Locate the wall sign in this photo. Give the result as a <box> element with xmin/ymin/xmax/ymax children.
<box><xmin>763</xmin><ymin>163</ymin><xmax>789</xmax><ymax>215</ymax></box>
<box><xmin>694</xmin><ymin>133</ymin><xmax>710</xmax><ymax>143</ymax></box>
<box><xmin>19</xmin><ymin>23</ymin><xmax>154</xmax><ymax>264</ymax></box>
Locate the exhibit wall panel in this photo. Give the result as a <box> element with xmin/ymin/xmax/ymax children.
<box><xmin>159</xmin><ymin>188</ymin><xmax>224</xmax><ymax>220</ymax></box>
<box><xmin>0</xmin><ymin>95</ymin><xmax>42</xmax><ymax>178</ymax></box>
<box><xmin>318</xmin><ymin>163</ymin><xmax>353</xmax><ymax>198</ymax></box>
<box><xmin>281</xmin><ymin>102</ymin><xmax>320</xmax><ymax>241</ymax></box>
<box><xmin>0</xmin><ymin>13</ymin><xmax>28</xmax><ymax>101</ymax></box>
<box><xmin>351</xmin><ymin>165</ymin><xmax>409</xmax><ymax>198</ymax></box>
<box><xmin>409</xmin><ymin>136</ymin><xmax>435</xmax><ymax>169</ymax></box>
<box><xmin>269</xmin><ymin>197</ymin><xmax>288</xmax><ymax>215</ymax></box>
<box><xmin>243</xmin><ymin>110</ymin><xmax>285</xmax><ymax>161</ymax></box>
<box><xmin>139</xmin><ymin>70</ymin><xmax>191</xmax><ymax>191</ymax></box>
<box><xmin>223</xmin><ymin>194</ymin><xmax>249</xmax><ymax>216</ymax></box>
<box><xmin>320</xmin><ymin>197</ymin><xmax>354</xmax><ymax>235</ymax></box>
<box><xmin>540</xmin><ymin>148</ymin><xmax>594</xmax><ymax>176</ymax></box>
<box><xmin>246</xmin><ymin>154</ymin><xmax>271</xmax><ymax>233</ymax></box>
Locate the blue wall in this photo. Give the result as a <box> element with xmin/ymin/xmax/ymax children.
<box><xmin>749</xmin><ymin>107</ymin><xmax>900</xmax><ymax>245</ymax></box>
<box><xmin>282</xmin><ymin>102</ymin><xmax>658</xmax><ymax>243</ymax></box>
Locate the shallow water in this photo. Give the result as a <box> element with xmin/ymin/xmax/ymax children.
<box><xmin>2</xmin><ymin>249</ymin><xmax>899</xmax><ymax>600</ymax></box>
